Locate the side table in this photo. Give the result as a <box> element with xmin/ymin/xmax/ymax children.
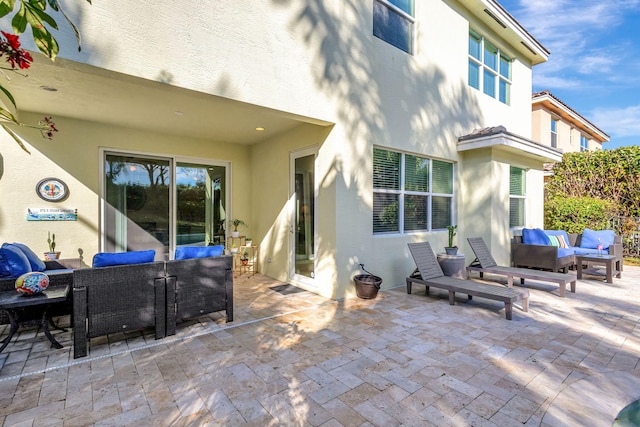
<box><xmin>0</xmin><ymin>285</ymin><xmax>70</xmax><ymax>353</ymax></box>
<box><xmin>437</xmin><ymin>253</ymin><xmax>466</xmax><ymax>279</ymax></box>
<box><xmin>576</xmin><ymin>254</ymin><xmax>621</xmax><ymax>284</ymax></box>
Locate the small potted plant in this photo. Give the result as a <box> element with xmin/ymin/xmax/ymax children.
<box><xmin>244</xmin><ymin>237</ymin><xmax>253</xmax><ymax>246</ymax></box>
<box><xmin>230</xmin><ymin>219</ymin><xmax>246</xmax><ymax>238</ymax></box>
<box><xmin>445</xmin><ymin>225</ymin><xmax>458</xmax><ymax>255</ymax></box>
<box><xmin>230</xmin><ymin>243</ymin><xmax>239</xmax><ymax>254</ymax></box>
<box><xmin>240</xmin><ymin>251</ymin><xmax>249</xmax><ymax>265</ymax></box>
<box><xmin>44</xmin><ymin>232</ymin><xmax>61</xmax><ymax>260</ymax></box>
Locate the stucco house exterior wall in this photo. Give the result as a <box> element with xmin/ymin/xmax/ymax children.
<box><xmin>0</xmin><ymin>0</ymin><xmax>557</xmax><ymax>299</ymax></box>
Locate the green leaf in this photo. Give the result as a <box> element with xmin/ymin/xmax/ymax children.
<box><xmin>0</xmin><ymin>84</ymin><xmax>17</xmax><ymax>109</ymax></box>
<box><xmin>11</xmin><ymin>1</ymin><xmax>27</xmax><ymax>33</ymax></box>
<box><xmin>31</xmin><ymin>23</ymin><xmax>58</xmax><ymax>59</ymax></box>
<box><xmin>24</xmin><ymin>2</ymin><xmax>58</xmax><ymax>30</ymax></box>
<box><xmin>1</xmin><ymin>123</ymin><xmax>30</xmax><ymax>153</ymax></box>
<box><xmin>0</xmin><ymin>0</ymin><xmax>16</xmax><ymax>18</ymax></box>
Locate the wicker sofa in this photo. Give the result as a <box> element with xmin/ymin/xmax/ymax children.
<box><xmin>72</xmin><ymin>253</ymin><xmax>234</xmax><ymax>358</ymax></box>
<box><xmin>72</xmin><ymin>261</ymin><xmax>168</xmax><ymax>358</ymax></box>
<box><xmin>165</xmin><ymin>255</ymin><xmax>233</xmax><ymax>336</ymax></box>
<box><xmin>512</xmin><ymin>229</ymin><xmax>623</xmax><ymax>273</ymax></box>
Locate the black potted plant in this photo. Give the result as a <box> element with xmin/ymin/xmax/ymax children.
<box><xmin>445</xmin><ymin>225</ymin><xmax>458</xmax><ymax>255</ymax></box>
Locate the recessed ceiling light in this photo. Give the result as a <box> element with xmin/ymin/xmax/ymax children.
<box><xmin>40</xmin><ymin>86</ymin><xmax>57</xmax><ymax>92</ymax></box>
<box><xmin>174</xmin><ymin>111</ymin><xmax>184</xmax><ymax>116</ymax></box>
<box><xmin>255</xmin><ymin>127</ymin><xmax>265</xmax><ymax>131</ymax></box>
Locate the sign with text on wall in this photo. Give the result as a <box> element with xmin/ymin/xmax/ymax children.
<box><xmin>26</xmin><ymin>208</ymin><xmax>77</xmax><ymax>221</ymax></box>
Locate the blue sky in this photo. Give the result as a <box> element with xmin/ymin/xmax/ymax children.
<box><xmin>498</xmin><ymin>0</ymin><xmax>640</xmax><ymax>149</ymax></box>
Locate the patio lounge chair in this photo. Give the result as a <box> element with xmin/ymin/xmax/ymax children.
<box><xmin>406</xmin><ymin>242</ymin><xmax>528</xmax><ymax>320</ymax></box>
<box><xmin>467</xmin><ymin>237</ymin><xmax>576</xmax><ymax>297</ymax></box>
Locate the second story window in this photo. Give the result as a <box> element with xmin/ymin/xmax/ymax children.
<box><xmin>468</xmin><ymin>29</ymin><xmax>512</xmax><ymax>105</ymax></box>
<box><xmin>551</xmin><ymin>118</ymin><xmax>558</xmax><ymax>148</ymax></box>
<box><xmin>373</xmin><ymin>0</ymin><xmax>415</xmax><ymax>54</ymax></box>
<box><xmin>580</xmin><ymin>135</ymin><xmax>588</xmax><ymax>152</ymax></box>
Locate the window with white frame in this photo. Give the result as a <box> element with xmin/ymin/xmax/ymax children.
<box><xmin>469</xmin><ymin>29</ymin><xmax>511</xmax><ymax>104</ymax></box>
<box><xmin>509</xmin><ymin>166</ymin><xmax>526</xmax><ymax>227</ymax></box>
<box><xmin>373</xmin><ymin>0</ymin><xmax>415</xmax><ymax>54</ymax></box>
<box><xmin>580</xmin><ymin>135</ymin><xmax>588</xmax><ymax>151</ymax></box>
<box><xmin>373</xmin><ymin>148</ymin><xmax>454</xmax><ymax>234</ymax></box>
<box><xmin>551</xmin><ymin>118</ymin><xmax>558</xmax><ymax>148</ymax></box>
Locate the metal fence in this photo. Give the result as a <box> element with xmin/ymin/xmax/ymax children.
<box><xmin>609</xmin><ymin>216</ymin><xmax>640</xmax><ymax>257</ymax></box>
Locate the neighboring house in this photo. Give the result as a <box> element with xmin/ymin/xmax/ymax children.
<box><xmin>0</xmin><ymin>0</ymin><xmax>558</xmax><ymax>299</ymax></box>
<box><xmin>532</xmin><ymin>90</ymin><xmax>610</xmax><ymax>153</ymax></box>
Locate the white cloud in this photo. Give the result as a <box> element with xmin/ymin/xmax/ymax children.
<box><xmin>590</xmin><ymin>105</ymin><xmax>640</xmax><ymax>137</ymax></box>
<box><xmin>505</xmin><ymin>0</ymin><xmax>640</xmax><ymax>86</ymax></box>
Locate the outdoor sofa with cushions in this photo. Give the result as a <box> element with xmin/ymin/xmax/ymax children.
<box><xmin>512</xmin><ymin>228</ymin><xmax>623</xmax><ymax>273</ymax></box>
<box><xmin>165</xmin><ymin>246</ymin><xmax>233</xmax><ymax>335</ymax></box>
<box><xmin>73</xmin><ymin>246</ymin><xmax>234</xmax><ymax>358</ymax></box>
<box><xmin>72</xmin><ymin>250</ymin><xmax>167</xmax><ymax>358</ymax></box>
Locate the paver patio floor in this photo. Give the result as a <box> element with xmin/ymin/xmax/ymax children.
<box><xmin>0</xmin><ymin>266</ymin><xmax>638</xmax><ymax>426</ymax></box>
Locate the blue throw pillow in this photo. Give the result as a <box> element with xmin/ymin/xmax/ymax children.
<box><xmin>544</xmin><ymin>230</ymin><xmax>572</xmax><ymax>247</ymax></box>
<box><xmin>175</xmin><ymin>245</ymin><xmax>225</xmax><ymax>260</ymax></box>
<box><xmin>522</xmin><ymin>228</ymin><xmax>550</xmax><ymax>245</ymax></box>
<box><xmin>0</xmin><ymin>243</ymin><xmax>32</xmax><ymax>278</ymax></box>
<box><xmin>580</xmin><ymin>228</ymin><xmax>615</xmax><ymax>249</ymax></box>
<box><xmin>92</xmin><ymin>250</ymin><xmax>156</xmax><ymax>268</ymax></box>
<box><xmin>8</xmin><ymin>243</ymin><xmax>47</xmax><ymax>272</ymax></box>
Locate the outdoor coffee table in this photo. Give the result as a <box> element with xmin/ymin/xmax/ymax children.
<box><xmin>576</xmin><ymin>254</ymin><xmax>621</xmax><ymax>284</ymax></box>
<box><xmin>0</xmin><ymin>285</ymin><xmax>70</xmax><ymax>353</ymax></box>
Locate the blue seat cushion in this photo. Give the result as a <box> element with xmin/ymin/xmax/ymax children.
<box><xmin>0</xmin><ymin>244</ymin><xmax>32</xmax><ymax>278</ymax></box>
<box><xmin>522</xmin><ymin>228</ymin><xmax>550</xmax><ymax>245</ymax></box>
<box><xmin>574</xmin><ymin>247</ymin><xmax>610</xmax><ymax>255</ymax></box>
<box><xmin>175</xmin><ymin>245</ymin><xmax>225</xmax><ymax>260</ymax></box>
<box><xmin>92</xmin><ymin>250</ymin><xmax>156</xmax><ymax>268</ymax></box>
<box><xmin>580</xmin><ymin>228</ymin><xmax>615</xmax><ymax>249</ymax></box>
<box><xmin>7</xmin><ymin>243</ymin><xmax>47</xmax><ymax>272</ymax></box>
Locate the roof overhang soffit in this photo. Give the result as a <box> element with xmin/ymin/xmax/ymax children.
<box><xmin>457</xmin><ymin>131</ymin><xmax>563</xmax><ymax>164</ymax></box>
<box><xmin>459</xmin><ymin>0</ymin><xmax>550</xmax><ymax>65</ymax></box>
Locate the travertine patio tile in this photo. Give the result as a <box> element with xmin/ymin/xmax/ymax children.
<box><xmin>1</xmin><ymin>267</ymin><xmax>640</xmax><ymax>425</ymax></box>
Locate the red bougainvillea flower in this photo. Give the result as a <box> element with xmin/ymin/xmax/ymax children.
<box><xmin>0</xmin><ymin>31</ymin><xmax>33</xmax><ymax>70</ymax></box>
<box><xmin>39</xmin><ymin>116</ymin><xmax>58</xmax><ymax>139</ymax></box>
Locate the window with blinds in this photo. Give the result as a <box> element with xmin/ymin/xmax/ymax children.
<box><xmin>373</xmin><ymin>148</ymin><xmax>454</xmax><ymax>234</ymax></box>
<box><xmin>509</xmin><ymin>166</ymin><xmax>526</xmax><ymax>227</ymax></box>
<box><xmin>373</xmin><ymin>0</ymin><xmax>415</xmax><ymax>54</ymax></box>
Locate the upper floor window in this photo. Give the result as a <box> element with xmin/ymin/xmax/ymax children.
<box><xmin>373</xmin><ymin>0</ymin><xmax>415</xmax><ymax>54</ymax></box>
<box><xmin>550</xmin><ymin>118</ymin><xmax>558</xmax><ymax>148</ymax></box>
<box><xmin>373</xmin><ymin>148</ymin><xmax>454</xmax><ymax>234</ymax></box>
<box><xmin>509</xmin><ymin>166</ymin><xmax>526</xmax><ymax>228</ymax></box>
<box><xmin>469</xmin><ymin>29</ymin><xmax>511</xmax><ymax>105</ymax></box>
<box><xmin>580</xmin><ymin>135</ymin><xmax>588</xmax><ymax>151</ymax></box>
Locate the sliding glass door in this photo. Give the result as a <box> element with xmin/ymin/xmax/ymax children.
<box><xmin>103</xmin><ymin>152</ymin><xmax>227</xmax><ymax>260</ymax></box>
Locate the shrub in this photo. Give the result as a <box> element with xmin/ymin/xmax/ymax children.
<box><xmin>544</xmin><ymin>196</ymin><xmax>618</xmax><ymax>233</ymax></box>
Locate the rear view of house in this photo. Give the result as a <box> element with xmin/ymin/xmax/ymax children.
<box><xmin>0</xmin><ymin>0</ymin><xmax>557</xmax><ymax>298</ymax></box>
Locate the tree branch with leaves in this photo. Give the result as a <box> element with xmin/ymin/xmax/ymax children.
<box><xmin>0</xmin><ymin>0</ymin><xmax>91</xmax><ymax>152</ymax></box>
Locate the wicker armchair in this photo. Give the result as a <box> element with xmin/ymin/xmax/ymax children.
<box><xmin>164</xmin><ymin>255</ymin><xmax>233</xmax><ymax>335</ymax></box>
<box><xmin>72</xmin><ymin>261</ymin><xmax>167</xmax><ymax>359</ymax></box>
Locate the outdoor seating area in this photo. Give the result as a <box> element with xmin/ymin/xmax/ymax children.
<box><xmin>511</xmin><ymin>228</ymin><xmax>623</xmax><ymax>273</ymax></box>
<box><xmin>0</xmin><ymin>243</ymin><xmax>234</xmax><ymax>359</ymax></box>
<box><xmin>0</xmin><ymin>266</ymin><xmax>638</xmax><ymax>425</ymax></box>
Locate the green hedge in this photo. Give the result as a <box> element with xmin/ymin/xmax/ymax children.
<box><xmin>544</xmin><ymin>196</ymin><xmax>617</xmax><ymax>233</ymax></box>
